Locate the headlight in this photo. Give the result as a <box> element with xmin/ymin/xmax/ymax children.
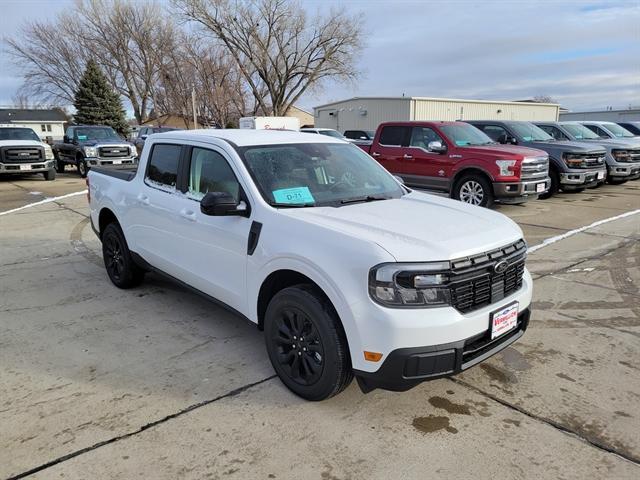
<box><xmin>369</xmin><ymin>262</ymin><xmax>452</xmax><ymax>308</ymax></box>
<box><xmin>563</xmin><ymin>152</ymin><xmax>584</xmax><ymax>167</ymax></box>
<box><xmin>84</xmin><ymin>146</ymin><xmax>98</xmax><ymax>157</ymax></box>
<box><xmin>43</xmin><ymin>145</ymin><xmax>54</xmax><ymax>160</ymax></box>
<box><xmin>612</xmin><ymin>149</ymin><xmax>630</xmax><ymax>161</ymax></box>
<box><xmin>495</xmin><ymin>159</ymin><xmax>517</xmax><ymax>176</ymax></box>
<box><xmin>130</xmin><ymin>146</ymin><xmax>137</xmax><ymax>156</ymax></box>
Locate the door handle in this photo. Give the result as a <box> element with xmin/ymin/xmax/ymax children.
<box><xmin>371</xmin><ymin>152</ymin><xmax>381</xmax><ymax>157</ymax></box>
<box><xmin>137</xmin><ymin>193</ymin><xmax>150</xmax><ymax>205</ymax></box>
<box><xmin>403</xmin><ymin>154</ymin><xmax>414</xmax><ymax>160</ymax></box>
<box><xmin>180</xmin><ymin>209</ymin><xmax>196</xmax><ymax>221</ymax></box>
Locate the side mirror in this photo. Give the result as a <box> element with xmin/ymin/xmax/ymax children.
<box><xmin>140</xmin><ymin>134</ymin><xmax>148</xmax><ymax>140</ymax></box>
<box><xmin>427</xmin><ymin>140</ymin><xmax>447</xmax><ymax>153</ymax></box>
<box><xmin>498</xmin><ymin>133</ymin><xmax>517</xmax><ymax>145</ymax></box>
<box><xmin>360</xmin><ymin>136</ymin><xmax>367</xmax><ymax>140</ymax></box>
<box><xmin>63</xmin><ymin>135</ymin><xmax>70</xmax><ymax>143</ymax></box>
<box><xmin>200</xmin><ymin>192</ymin><xmax>247</xmax><ymax>216</ymax></box>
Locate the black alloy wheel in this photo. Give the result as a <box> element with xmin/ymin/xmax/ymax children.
<box><xmin>265</xmin><ymin>285</ymin><xmax>353</xmax><ymax>401</ymax></box>
<box><xmin>102</xmin><ymin>223</ymin><xmax>145</xmax><ymax>288</ymax></box>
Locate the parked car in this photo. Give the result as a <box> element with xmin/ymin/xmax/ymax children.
<box><xmin>535</xmin><ymin>121</ymin><xmax>640</xmax><ymax>184</ymax></box>
<box><xmin>134</xmin><ymin>126</ymin><xmax>178</xmax><ymax>155</ymax></box>
<box><xmin>359</xmin><ymin>121</ymin><xmax>549</xmax><ymax>207</ymax></box>
<box><xmin>344</xmin><ymin>130</ymin><xmax>376</xmax><ymax>146</ymax></box>
<box><xmin>617</xmin><ymin>122</ymin><xmax>640</xmax><ymax>136</ymax></box>
<box><xmin>300</xmin><ymin>127</ymin><xmax>347</xmax><ymax>140</ymax></box>
<box><xmin>88</xmin><ymin>129</ymin><xmax>533</xmax><ymax>400</ymax></box>
<box><xmin>580</xmin><ymin>121</ymin><xmax>640</xmax><ymax>145</ymax></box>
<box><xmin>0</xmin><ymin>125</ymin><xmax>56</xmax><ymax>180</ymax></box>
<box><xmin>53</xmin><ymin>125</ymin><xmax>137</xmax><ymax>178</ymax></box>
<box><xmin>467</xmin><ymin>120</ymin><xmax>607</xmax><ymax>198</ymax></box>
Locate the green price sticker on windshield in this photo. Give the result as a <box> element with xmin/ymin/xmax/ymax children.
<box><xmin>272</xmin><ymin>186</ymin><xmax>315</xmax><ymax>204</ymax></box>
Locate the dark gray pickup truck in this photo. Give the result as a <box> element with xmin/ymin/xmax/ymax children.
<box><xmin>535</xmin><ymin>121</ymin><xmax>640</xmax><ymax>184</ymax></box>
<box><xmin>467</xmin><ymin>120</ymin><xmax>607</xmax><ymax>198</ymax></box>
<box><xmin>53</xmin><ymin>125</ymin><xmax>137</xmax><ymax>178</ymax></box>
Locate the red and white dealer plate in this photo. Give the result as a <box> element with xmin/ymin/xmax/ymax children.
<box><xmin>490</xmin><ymin>301</ymin><xmax>519</xmax><ymax>340</ymax></box>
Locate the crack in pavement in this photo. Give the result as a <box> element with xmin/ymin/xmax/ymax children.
<box><xmin>449</xmin><ymin>377</ymin><xmax>640</xmax><ymax>466</ymax></box>
<box><xmin>5</xmin><ymin>375</ymin><xmax>278</xmax><ymax>480</ymax></box>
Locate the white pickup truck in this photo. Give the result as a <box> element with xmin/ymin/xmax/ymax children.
<box><xmin>88</xmin><ymin>129</ymin><xmax>533</xmax><ymax>400</ymax></box>
<box><xmin>0</xmin><ymin>125</ymin><xmax>56</xmax><ymax>180</ymax></box>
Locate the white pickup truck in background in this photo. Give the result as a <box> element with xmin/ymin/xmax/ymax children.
<box><xmin>88</xmin><ymin>129</ymin><xmax>533</xmax><ymax>400</ymax></box>
<box><xmin>0</xmin><ymin>125</ymin><xmax>56</xmax><ymax>180</ymax></box>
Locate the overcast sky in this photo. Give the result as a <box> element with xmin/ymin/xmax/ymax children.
<box><xmin>1</xmin><ymin>0</ymin><xmax>639</xmax><ymax>114</ymax></box>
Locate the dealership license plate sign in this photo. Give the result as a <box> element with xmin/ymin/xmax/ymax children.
<box><xmin>536</xmin><ymin>182</ymin><xmax>546</xmax><ymax>193</ymax></box>
<box><xmin>597</xmin><ymin>171</ymin><xmax>605</xmax><ymax>180</ymax></box>
<box><xmin>19</xmin><ymin>164</ymin><xmax>32</xmax><ymax>171</ymax></box>
<box><xmin>490</xmin><ymin>302</ymin><xmax>519</xmax><ymax>339</ymax></box>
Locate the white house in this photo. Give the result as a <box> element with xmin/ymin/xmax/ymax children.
<box><xmin>0</xmin><ymin>109</ymin><xmax>68</xmax><ymax>142</ymax></box>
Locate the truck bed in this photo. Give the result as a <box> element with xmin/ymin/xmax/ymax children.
<box><xmin>90</xmin><ymin>166</ymin><xmax>138</xmax><ymax>182</ymax></box>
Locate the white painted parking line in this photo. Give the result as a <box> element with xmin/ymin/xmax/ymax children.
<box><xmin>0</xmin><ymin>190</ymin><xmax>88</xmax><ymax>216</ymax></box>
<box><xmin>528</xmin><ymin>208</ymin><xmax>640</xmax><ymax>253</ymax></box>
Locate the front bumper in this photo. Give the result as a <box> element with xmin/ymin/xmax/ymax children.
<box><xmin>355</xmin><ymin>308</ymin><xmax>530</xmax><ymax>392</ymax></box>
<box><xmin>0</xmin><ymin>160</ymin><xmax>54</xmax><ymax>174</ymax></box>
<box><xmin>607</xmin><ymin>163</ymin><xmax>640</xmax><ymax>179</ymax></box>
<box><xmin>86</xmin><ymin>156</ymin><xmax>138</xmax><ymax>169</ymax></box>
<box><xmin>559</xmin><ymin>168</ymin><xmax>606</xmax><ymax>189</ymax></box>
<box><xmin>492</xmin><ymin>177</ymin><xmax>550</xmax><ymax>203</ymax></box>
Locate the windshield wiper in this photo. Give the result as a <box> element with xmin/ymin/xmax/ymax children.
<box><xmin>270</xmin><ymin>202</ymin><xmax>315</xmax><ymax>208</ymax></box>
<box><xmin>340</xmin><ymin>195</ymin><xmax>390</xmax><ymax>205</ymax></box>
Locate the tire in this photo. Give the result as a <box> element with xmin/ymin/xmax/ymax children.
<box><xmin>77</xmin><ymin>157</ymin><xmax>88</xmax><ymax>178</ymax></box>
<box><xmin>608</xmin><ymin>176</ymin><xmax>627</xmax><ymax>185</ymax></box>
<box><xmin>538</xmin><ymin>168</ymin><xmax>559</xmax><ymax>199</ymax></box>
<box><xmin>102</xmin><ymin>222</ymin><xmax>145</xmax><ymax>289</ymax></box>
<box><xmin>43</xmin><ymin>169</ymin><xmax>56</xmax><ymax>181</ymax></box>
<box><xmin>453</xmin><ymin>174</ymin><xmax>494</xmax><ymax>207</ymax></box>
<box><xmin>264</xmin><ymin>284</ymin><xmax>353</xmax><ymax>401</ymax></box>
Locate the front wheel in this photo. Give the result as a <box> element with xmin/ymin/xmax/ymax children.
<box><xmin>102</xmin><ymin>223</ymin><xmax>145</xmax><ymax>289</ymax></box>
<box><xmin>264</xmin><ymin>285</ymin><xmax>353</xmax><ymax>401</ymax></box>
<box><xmin>453</xmin><ymin>174</ymin><xmax>494</xmax><ymax>207</ymax></box>
<box><xmin>43</xmin><ymin>169</ymin><xmax>56</xmax><ymax>181</ymax></box>
<box><xmin>77</xmin><ymin>158</ymin><xmax>88</xmax><ymax>178</ymax></box>
<box><xmin>539</xmin><ymin>169</ymin><xmax>559</xmax><ymax>199</ymax></box>
<box><xmin>55</xmin><ymin>159</ymin><xmax>65</xmax><ymax>173</ymax></box>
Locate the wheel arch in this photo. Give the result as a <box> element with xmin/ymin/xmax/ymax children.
<box><xmin>451</xmin><ymin>167</ymin><xmax>494</xmax><ymax>192</ymax></box>
<box><xmin>98</xmin><ymin>207</ymin><xmax>119</xmax><ymax>239</ymax></box>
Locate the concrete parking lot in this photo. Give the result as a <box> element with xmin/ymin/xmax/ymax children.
<box><xmin>1</xmin><ymin>173</ymin><xmax>639</xmax><ymax>479</ymax></box>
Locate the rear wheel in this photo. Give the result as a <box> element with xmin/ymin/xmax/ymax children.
<box><xmin>43</xmin><ymin>169</ymin><xmax>56</xmax><ymax>181</ymax></box>
<box><xmin>264</xmin><ymin>285</ymin><xmax>353</xmax><ymax>401</ymax></box>
<box><xmin>539</xmin><ymin>168</ymin><xmax>559</xmax><ymax>199</ymax></box>
<box><xmin>453</xmin><ymin>174</ymin><xmax>494</xmax><ymax>207</ymax></box>
<box><xmin>102</xmin><ymin>223</ymin><xmax>145</xmax><ymax>289</ymax></box>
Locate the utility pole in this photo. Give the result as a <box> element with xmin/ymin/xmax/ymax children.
<box><xmin>191</xmin><ymin>87</ymin><xmax>198</xmax><ymax>130</ymax></box>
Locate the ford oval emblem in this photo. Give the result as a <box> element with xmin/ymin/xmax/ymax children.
<box><xmin>494</xmin><ymin>260</ymin><xmax>509</xmax><ymax>274</ymax></box>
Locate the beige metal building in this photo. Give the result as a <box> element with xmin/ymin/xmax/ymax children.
<box><xmin>313</xmin><ymin>97</ymin><xmax>560</xmax><ymax>132</ymax></box>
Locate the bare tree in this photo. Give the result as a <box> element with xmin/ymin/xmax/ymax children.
<box><xmin>173</xmin><ymin>0</ymin><xmax>364</xmax><ymax>115</ymax></box>
<box><xmin>6</xmin><ymin>14</ymin><xmax>88</xmax><ymax>104</ymax></box>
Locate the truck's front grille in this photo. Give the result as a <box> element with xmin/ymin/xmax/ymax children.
<box><xmin>521</xmin><ymin>156</ymin><xmax>549</xmax><ymax>181</ymax></box>
<box><xmin>99</xmin><ymin>146</ymin><xmax>130</xmax><ymax>158</ymax></box>
<box><xmin>570</xmin><ymin>152</ymin><xmax>606</xmax><ymax>168</ymax></box>
<box><xmin>449</xmin><ymin>239</ymin><xmax>527</xmax><ymax>313</ymax></box>
<box><xmin>612</xmin><ymin>149</ymin><xmax>640</xmax><ymax>163</ymax></box>
<box><xmin>0</xmin><ymin>146</ymin><xmax>44</xmax><ymax>163</ymax></box>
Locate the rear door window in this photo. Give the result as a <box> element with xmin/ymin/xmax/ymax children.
<box><xmin>379</xmin><ymin>126</ymin><xmax>410</xmax><ymax>146</ymax></box>
<box><xmin>145</xmin><ymin>144</ymin><xmax>182</xmax><ymax>190</ymax></box>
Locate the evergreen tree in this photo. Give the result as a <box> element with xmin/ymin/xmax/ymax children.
<box><xmin>73</xmin><ymin>59</ymin><xmax>129</xmax><ymax>137</ymax></box>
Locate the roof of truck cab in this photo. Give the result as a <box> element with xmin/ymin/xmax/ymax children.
<box><xmin>151</xmin><ymin>128</ymin><xmax>346</xmax><ymax>147</ymax></box>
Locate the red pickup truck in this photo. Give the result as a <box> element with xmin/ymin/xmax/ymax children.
<box><xmin>360</xmin><ymin>121</ymin><xmax>550</xmax><ymax>207</ymax></box>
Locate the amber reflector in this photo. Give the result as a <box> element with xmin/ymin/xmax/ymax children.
<box><xmin>364</xmin><ymin>351</ymin><xmax>383</xmax><ymax>362</ymax></box>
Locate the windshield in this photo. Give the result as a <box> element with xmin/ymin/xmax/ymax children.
<box><xmin>603</xmin><ymin>123</ymin><xmax>635</xmax><ymax>138</ymax></box>
<box><xmin>239</xmin><ymin>143</ymin><xmax>404</xmax><ymax>207</ymax></box>
<box><xmin>0</xmin><ymin>128</ymin><xmax>40</xmax><ymax>141</ymax></box>
<box><xmin>440</xmin><ymin>124</ymin><xmax>494</xmax><ymax>146</ymax></box>
<box><xmin>509</xmin><ymin>122</ymin><xmax>553</xmax><ymax>142</ymax></box>
<box><xmin>562</xmin><ymin>124</ymin><xmax>600</xmax><ymax>140</ymax></box>
<box><xmin>318</xmin><ymin>130</ymin><xmax>345</xmax><ymax>139</ymax></box>
<box><xmin>74</xmin><ymin>127</ymin><xmax>121</xmax><ymax>141</ymax></box>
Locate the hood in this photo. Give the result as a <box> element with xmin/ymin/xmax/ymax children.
<box><xmin>526</xmin><ymin>140</ymin><xmax>605</xmax><ymax>154</ymax></box>
<box><xmin>79</xmin><ymin>139</ymin><xmax>132</xmax><ymax>147</ymax></box>
<box><xmin>458</xmin><ymin>144</ymin><xmax>547</xmax><ymax>158</ymax></box>
<box><xmin>0</xmin><ymin>140</ymin><xmax>47</xmax><ymax>148</ymax></box>
<box><xmin>578</xmin><ymin>138</ymin><xmax>640</xmax><ymax>149</ymax></box>
<box><xmin>282</xmin><ymin>191</ymin><xmax>523</xmax><ymax>262</ymax></box>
